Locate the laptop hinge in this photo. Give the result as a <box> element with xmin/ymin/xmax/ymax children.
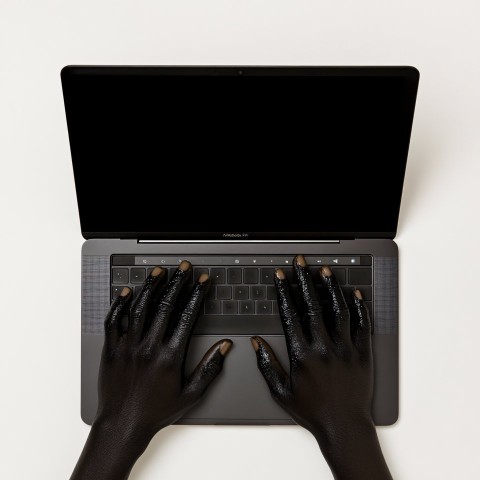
<box><xmin>138</xmin><ymin>239</ymin><xmax>341</xmax><ymax>244</ymax></box>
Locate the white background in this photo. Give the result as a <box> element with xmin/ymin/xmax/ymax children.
<box><xmin>1</xmin><ymin>1</ymin><xmax>479</xmax><ymax>478</ymax></box>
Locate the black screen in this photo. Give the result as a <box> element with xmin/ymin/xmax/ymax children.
<box><xmin>61</xmin><ymin>66</ymin><xmax>418</xmax><ymax>239</ymax></box>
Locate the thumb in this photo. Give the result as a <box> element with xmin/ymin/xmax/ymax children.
<box><xmin>184</xmin><ymin>339</ymin><xmax>233</xmax><ymax>402</ymax></box>
<box><xmin>251</xmin><ymin>336</ymin><xmax>289</xmax><ymax>402</ymax></box>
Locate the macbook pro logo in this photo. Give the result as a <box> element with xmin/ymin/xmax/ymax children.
<box><xmin>223</xmin><ymin>233</ymin><xmax>249</xmax><ymax>238</ymax></box>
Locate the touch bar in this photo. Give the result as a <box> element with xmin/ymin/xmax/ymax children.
<box><xmin>132</xmin><ymin>256</ymin><xmax>362</xmax><ymax>266</ymax></box>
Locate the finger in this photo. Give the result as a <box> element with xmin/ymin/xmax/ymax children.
<box><xmin>183</xmin><ymin>339</ymin><xmax>233</xmax><ymax>402</ymax></box>
<box><xmin>143</xmin><ymin>261</ymin><xmax>192</xmax><ymax>346</ymax></box>
<box><xmin>251</xmin><ymin>336</ymin><xmax>289</xmax><ymax>401</ymax></box>
<box><xmin>127</xmin><ymin>266</ymin><xmax>167</xmax><ymax>343</ymax></box>
<box><xmin>104</xmin><ymin>287</ymin><xmax>132</xmax><ymax>350</ymax></box>
<box><xmin>167</xmin><ymin>273</ymin><xmax>210</xmax><ymax>351</ymax></box>
<box><xmin>351</xmin><ymin>289</ymin><xmax>373</xmax><ymax>358</ymax></box>
<box><xmin>321</xmin><ymin>265</ymin><xmax>351</xmax><ymax>344</ymax></box>
<box><xmin>293</xmin><ymin>255</ymin><xmax>329</xmax><ymax>345</ymax></box>
<box><xmin>275</xmin><ymin>268</ymin><xmax>306</xmax><ymax>360</ymax></box>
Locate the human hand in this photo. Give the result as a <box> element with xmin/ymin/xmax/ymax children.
<box><xmin>71</xmin><ymin>261</ymin><xmax>232</xmax><ymax>480</ymax></box>
<box><xmin>251</xmin><ymin>255</ymin><xmax>391</xmax><ymax>480</ymax></box>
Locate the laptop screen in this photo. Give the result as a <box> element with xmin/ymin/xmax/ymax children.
<box><xmin>61</xmin><ymin>66</ymin><xmax>418</xmax><ymax>240</ymax></box>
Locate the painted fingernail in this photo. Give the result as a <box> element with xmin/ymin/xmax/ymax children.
<box><xmin>219</xmin><ymin>340</ymin><xmax>233</xmax><ymax>356</ymax></box>
<box><xmin>179</xmin><ymin>260</ymin><xmax>191</xmax><ymax>271</ymax></box>
<box><xmin>321</xmin><ymin>265</ymin><xmax>332</xmax><ymax>277</ymax></box>
<box><xmin>198</xmin><ymin>273</ymin><xmax>209</xmax><ymax>284</ymax></box>
<box><xmin>250</xmin><ymin>337</ymin><xmax>260</xmax><ymax>352</ymax></box>
<box><xmin>275</xmin><ymin>268</ymin><xmax>286</xmax><ymax>280</ymax></box>
<box><xmin>120</xmin><ymin>287</ymin><xmax>131</xmax><ymax>297</ymax></box>
<box><xmin>295</xmin><ymin>254</ymin><xmax>307</xmax><ymax>267</ymax></box>
<box><xmin>151</xmin><ymin>266</ymin><xmax>163</xmax><ymax>277</ymax></box>
<box><xmin>354</xmin><ymin>289</ymin><xmax>363</xmax><ymax>299</ymax></box>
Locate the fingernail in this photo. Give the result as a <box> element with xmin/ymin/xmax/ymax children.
<box><xmin>120</xmin><ymin>287</ymin><xmax>131</xmax><ymax>297</ymax></box>
<box><xmin>151</xmin><ymin>266</ymin><xmax>163</xmax><ymax>277</ymax></box>
<box><xmin>198</xmin><ymin>273</ymin><xmax>209</xmax><ymax>284</ymax></box>
<box><xmin>275</xmin><ymin>268</ymin><xmax>286</xmax><ymax>280</ymax></box>
<box><xmin>295</xmin><ymin>254</ymin><xmax>307</xmax><ymax>267</ymax></box>
<box><xmin>179</xmin><ymin>260</ymin><xmax>191</xmax><ymax>272</ymax></box>
<box><xmin>321</xmin><ymin>265</ymin><xmax>332</xmax><ymax>277</ymax></box>
<box><xmin>219</xmin><ymin>340</ymin><xmax>233</xmax><ymax>356</ymax></box>
<box><xmin>354</xmin><ymin>289</ymin><xmax>363</xmax><ymax>300</ymax></box>
<box><xmin>250</xmin><ymin>337</ymin><xmax>260</xmax><ymax>352</ymax></box>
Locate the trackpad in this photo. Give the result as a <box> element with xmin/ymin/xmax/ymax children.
<box><xmin>180</xmin><ymin>335</ymin><xmax>293</xmax><ymax>424</ymax></box>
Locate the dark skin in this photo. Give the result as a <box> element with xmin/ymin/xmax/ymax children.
<box><xmin>252</xmin><ymin>255</ymin><xmax>392</xmax><ymax>480</ymax></box>
<box><xmin>71</xmin><ymin>255</ymin><xmax>392</xmax><ymax>480</ymax></box>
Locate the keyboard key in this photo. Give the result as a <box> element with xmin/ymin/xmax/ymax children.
<box><xmin>223</xmin><ymin>301</ymin><xmax>237</xmax><ymax>314</ymax></box>
<box><xmin>217</xmin><ymin>286</ymin><xmax>232</xmax><ymax>300</ymax></box>
<box><xmin>194</xmin><ymin>268</ymin><xmax>209</xmax><ymax>282</ymax></box>
<box><xmin>267</xmin><ymin>286</ymin><xmax>277</xmax><ymax>300</ymax></box>
<box><xmin>244</xmin><ymin>268</ymin><xmax>259</xmax><ymax>284</ymax></box>
<box><xmin>112</xmin><ymin>255</ymin><xmax>135</xmax><ymax>266</ymax></box>
<box><xmin>272</xmin><ymin>301</ymin><xmax>279</xmax><ymax>314</ymax></box>
<box><xmin>204</xmin><ymin>300</ymin><xmax>221</xmax><ymax>315</ymax></box>
<box><xmin>360</xmin><ymin>256</ymin><xmax>373</xmax><ymax>266</ymax></box>
<box><xmin>148</xmin><ymin>267</ymin><xmax>168</xmax><ymax>283</ymax></box>
<box><xmin>260</xmin><ymin>268</ymin><xmax>275</xmax><ymax>284</ymax></box>
<box><xmin>357</xmin><ymin>285</ymin><xmax>372</xmax><ymax>301</ymax></box>
<box><xmin>290</xmin><ymin>284</ymin><xmax>300</xmax><ymax>299</ymax></box>
<box><xmin>194</xmin><ymin>315</ymin><xmax>283</xmax><ymax>335</ymax></box>
<box><xmin>112</xmin><ymin>268</ymin><xmax>128</xmax><ymax>284</ymax></box>
<box><xmin>239</xmin><ymin>300</ymin><xmax>254</xmax><ymax>314</ymax></box>
<box><xmin>251</xmin><ymin>286</ymin><xmax>266</xmax><ymax>300</ymax></box>
<box><xmin>284</xmin><ymin>268</ymin><xmax>296</xmax><ymax>284</ymax></box>
<box><xmin>206</xmin><ymin>286</ymin><xmax>216</xmax><ymax>299</ymax></box>
<box><xmin>341</xmin><ymin>286</ymin><xmax>354</xmax><ymax>300</ymax></box>
<box><xmin>211</xmin><ymin>268</ymin><xmax>226</xmax><ymax>284</ymax></box>
<box><xmin>310</xmin><ymin>267</ymin><xmax>321</xmax><ymax>280</ymax></box>
<box><xmin>234</xmin><ymin>286</ymin><xmax>249</xmax><ymax>300</ymax></box>
<box><xmin>349</xmin><ymin>268</ymin><xmax>372</xmax><ymax>285</ymax></box>
<box><xmin>256</xmin><ymin>300</ymin><xmax>272</xmax><ymax>314</ymax></box>
<box><xmin>331</xmin><ymin>268</ymin><xmax>346</xmax><ymax>285</ymax></box>
<box><xmin>227</xmin><ymin>268</ymin><xmax>242</xmax><ymax>284</ymax></box>
<box><xmin>111</xmin><ymin>285</ymin><xmax>127</xmax><ymax>298</ymax></box>
<box><xmin>135</xmin><ymin>286</ymin><xmax>143</xmax><ymax>297</ymax></box>
<box><xmin>130</xmin><ymin>268</ymin><xmax>146</xmax><ymax>284</ymax></box>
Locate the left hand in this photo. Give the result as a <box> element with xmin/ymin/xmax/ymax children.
<box><xmin>72</xmin><ymin>261</ymin><xmax>232</xmax><ymax>480</ymax></box>
<box><xmin>96</xmin><ymin>261</ymin><xmax>232</xmax><ymax>448</ymax></box>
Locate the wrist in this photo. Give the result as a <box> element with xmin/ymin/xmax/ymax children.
<box><xmin>70</xmin><ymin>418</ymin><xmax>156</xmax><ymax>480</ymax></box>
<box><xmin>91</xmin><ymin>415</ymin><xmax>156</xmax><ymax>459</ymax></box>
<box><xmin>310</xmin><ymin>417</ymin><xmax>392</xmax><ymax>480</ymax></box>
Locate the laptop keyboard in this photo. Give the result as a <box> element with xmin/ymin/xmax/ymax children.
<box><xmin>111</xmin><ymin>255</ymin><xmax>373</xmax><ymax>335</ymax></box>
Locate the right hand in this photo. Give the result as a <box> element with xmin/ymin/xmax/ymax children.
<box><xmin>251</xmin><ymin>255</ymin><xmax>392</xmax><ymax>480</ymax></box>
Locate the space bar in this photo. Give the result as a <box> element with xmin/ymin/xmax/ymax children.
<box><xmin>193</xmin><ymin>315</ymin><xmax>284</xmax><ymax>335</ymax></box>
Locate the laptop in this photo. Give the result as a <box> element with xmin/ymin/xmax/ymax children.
<box><xmin>61</xmin><ymin>65</ymin><xmax>419</xmax><ymax>426</ymax></box>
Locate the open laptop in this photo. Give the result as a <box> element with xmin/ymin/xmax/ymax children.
<box><xmin>61</xmin><ymin>66</ymin><xmax>419</xmax><ymax>426</ymax></box>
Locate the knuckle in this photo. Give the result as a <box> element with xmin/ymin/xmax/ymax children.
<box><xmin>181</xmin><ymin>304</ymin><xmax>197</xmax><ymax>319</ymax></box>
<box><xmin>306</xmin><ymin>300</ymin><xmax>323</xmax><ymax>318</ymax></box>
<box><xmin>280</xmin><ymin>305</ymin><xmax>300</xmax><ymax>320</ymax></box>
<box><xmin>158</xmin><ymin>299</ymin><xmax>175</xmax><ymax>314</ymax></box>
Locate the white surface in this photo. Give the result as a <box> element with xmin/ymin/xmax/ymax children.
<box><xmin>1</xmin><ymin>1</ymin><xmax>479</xmax><ymax>478</ymax></box>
